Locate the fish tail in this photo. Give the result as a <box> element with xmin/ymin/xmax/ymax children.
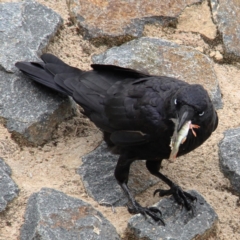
<box><xmin>169</xmin><ymin>153</ymin><xmax>177</xmax><ymax>162</ymax></box>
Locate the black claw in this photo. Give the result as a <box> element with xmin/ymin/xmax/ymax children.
<box><xmin>146</xmin><ymin>207</ymin><xmax>165</xmax><ymax>225</ymax></box>
<box><xmin>121</xmin><ymin>182</ymin><xmax>165</xmax><ymax>224</ymax></box>
<box><xmin>148</xmin><ymin>207</ymin><xmax>163</xmax><ymax>216</ymax></box>
<box><xmin>154</xmin><ymin>189</ymin><xmax>172</xmax><ymax>197</ymax></box>
<box><xmin>153</xmin><ymin>184</ymin><xmax>197</xmax><ymax>213</ymax></box>
<box><xmin>153</xmin><ymin>189</ymin><xmax>160</xmax><ymax>196</ymax></box>
<box><xmin>127</xmin><ymin>202</ymin><xmax>165</xmax><ymax>225</ymax></box>
<box><xmin>184</xmin><ymin>191</ymin><xmax>197</xmax><ymax>201</ymax></box>
<box><xmin>174</xmin><ymin>194</ymin><xmax>184</xmax><ymax>205</ymax></box>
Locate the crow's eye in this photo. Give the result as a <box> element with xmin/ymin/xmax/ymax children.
<box><xmin>199</xmin><ymin>111</ymin><xmax>204</xmax><ymax>116</ymax></box>
<box><xmin>174</xmin><ymin>99</ymin><xmax>177</xmax><ymax>105</ymax></box>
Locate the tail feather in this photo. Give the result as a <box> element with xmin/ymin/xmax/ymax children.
<box><xmin>15</xmin><ymin>53</ymin><xmax>83</xmax><ymax>95</ymax></box>
<box><xmin>15</xmin><ymin>61</ymin><xmax>68</xmax><ymax>95</ymax></box>
<box><xmin>72</xmin><ymin>82</ymin><xmax>105</xmax><ymax>114</ymax></box>
<box><xmin>54</xmin><ymin>74</ymin><xmax>79</xmax><ymax>96</ymax></box>
<box><xmin>41</xmin><ymin>53</ymin><xmax>67</xmax><ymax>66</ymax></box>
<box><xmin>45</xmin><ymin>63</ymin><xmax>82</xmax><ymax>76</ymax></box>
<box><xmin>79</xmin><ymin>71</ymin><xmax>112</xmax><ymax>91</ymax></box>
<box><xmin>81</xmin><ymin>78</ymin><xmax>109</xmax><ymax>93</ymax></box>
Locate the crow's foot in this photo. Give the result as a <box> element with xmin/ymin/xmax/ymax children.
<box><xmin>127</xmin><ymin>201</ymin><xmax>165</xmax><ymax>225</ymax></box>
<box><xmin>154</xmin><ymin>184</ymin><xmax>196</xmax><ymax>211</ymax></box>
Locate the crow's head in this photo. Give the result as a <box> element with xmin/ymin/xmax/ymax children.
<box><xmin>171</xmin><ymin>84</ymin><xmax>218</xmax><ymax>136</ymax></box>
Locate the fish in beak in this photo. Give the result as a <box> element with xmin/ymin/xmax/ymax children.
<box><xmin>169</xmin><ymin>106</ymin><xmax>200</xmax><ymax>161</ymax></box>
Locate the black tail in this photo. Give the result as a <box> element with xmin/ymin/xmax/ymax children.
<box><xmin>15</xmin><ymin>54</ymin><xmax>83</xmax><ymax>95</ymax></box>
<box><xmin>15</xmin><ymin>53</ymin><xmax>149</xmax><ymax>94</ymax></box>
<box><xmin>15</xmin><ymin>54</ymin><xmax>116</xmax><ymax>131</ymax></box>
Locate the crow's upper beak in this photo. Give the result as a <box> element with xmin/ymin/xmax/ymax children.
<box><xmin>177</xmin><ymin>105</ymin><xmax>195</xmax><ymax>132</ymax></box>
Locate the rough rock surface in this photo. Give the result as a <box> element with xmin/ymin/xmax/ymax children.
<box><xmin>78</xmin><ymin>143</ymin><xmax>159</xmax><ymax>206</ymax></box>
<box><xmin>0</xmin><ymin>158</ymin><xmax>19</xmax><ymax>212</ymax></box>
<box><xmin>0</xmin><ymin>1</ymin><xmax>76</xmax><ymax>145</ymax></box>
<box><xmin>127</xmin><ymin>190</ymin><xmax>218</xmax><ymax>240</ymax></box>
<box><xmin>20</xmin><ymin>188</ymin><xmax>120</xmax><ymax>240</ymax></box>
<box><xmin>219</xmin><ymin>128</ymin><xmax>240</xmax><ymax>195</ymax></box>
<box><xmin>0</xmin><ymin>0</ymin><xmax>62</xmax><ymax>72</ymax></box>
<box><xmin>68</xmin><ymin>0</ymin><xmax>202</xmax><ymax>45</ymax></box>
<box><xmin>1</xmin><ymin>72</ymin><xmax>76</xmax><ymax>145</ymax></box>
<box><xmin>93</xmin><ymin>37</ymin><xmax>222</xmax><ymax>109</ymax></box>
<box><xmin>211</xmin><ymin>0</ymin><xmax>240</xmax><ymax>59</ymax></box>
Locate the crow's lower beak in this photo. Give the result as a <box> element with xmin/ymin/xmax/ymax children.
<box><xmin>177</xmin><ymin>106</ymin><xmax>195</xmax><ymax>132</ymax></box>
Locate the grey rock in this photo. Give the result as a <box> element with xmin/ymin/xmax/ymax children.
<box><xmin>68</xmin><ymin>0</ymin><xmax>202</xmax><ymax>46</ymax></box>
<box><xmin>20</xmin><ymin>188</ymin><xmax>120</xmax><ymax>240</ymax></box>
<box><xmin>78</xmin><ymin>143</ymin><xmax>159</xmax><ymax>206</ymax></box>
<box><xmin>0</xmin><ymin>70</ymin><xmax>75</xmax><ymax>146</ymax></box>
<box><xmin>93</xmin><ymin>37</ymin><xmax>222</xmax><ymax>109</ymax></box>
<box><xmin>219</xmin><ymin>128</ymin><xmax>240</xmax><ymax>195</ymax></box>
<box><xmin>210</xmin><ymin>0</ymin><xmax>240</xmax><ymax>59</ymax></box>
<box><xmin>0</xmin><ymin>1</ymin><xmax>76</xmax><ymax>145</ymax></box>
<box><xmin>127</xmin><ymin>190</ymin><xmax>218</xmax><ymax>240</ymax></box>
<box><xmin>0</xmin><ymin>158</ymin><xmax>19</xmax><ymax>212</ymax></box>
<box><xmin>0</xmin><ymin>0</ymin><xmax>63</xmax><ymax>72</ymax></box>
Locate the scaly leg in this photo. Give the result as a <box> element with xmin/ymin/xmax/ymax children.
<box><xmin>115</xmin><ymin>153</ymin><xmax>165</xmax><ymax>224</ymax></box>
<box><xmin>146</xmin><ymin>160</ymin><xmax>196</xmax><ymax>211</ymax></box>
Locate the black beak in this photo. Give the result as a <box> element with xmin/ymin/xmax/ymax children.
<box><xmin>177</xmin><ymin>105</ymin><xmax>195</xmax><ymax>132</ymax></box>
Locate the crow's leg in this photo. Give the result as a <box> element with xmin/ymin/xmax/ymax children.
<box><xmin>115</xmin><ymin>154</ymin><xmax>165</xmax><ymax>224</ymax></box>
<box><xmin>146</xmin><ymin>160</ymin><xmax>196</xmax><ymax>211</ymax></box>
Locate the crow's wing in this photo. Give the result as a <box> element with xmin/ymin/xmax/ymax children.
<box><xmin>100</xmin><ymin>74</ymin><xmax>189</xmax><ymax>147</ymax></box>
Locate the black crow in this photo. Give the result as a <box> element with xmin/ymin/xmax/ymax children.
<box><xmin>15</xmin><ymin>54</ymin><xmax>218</xmax><ymax>224</ymax></box>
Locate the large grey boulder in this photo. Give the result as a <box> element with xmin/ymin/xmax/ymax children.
<box><xmin>78</xmin><ymin>143</ymin><xmax>159</xmax><ymax>206</ymax></box>
<box><xmin>127</xmin><ymin>190</ymin><xmax>218</xmax><ymax>240</ymax></box>
<box><xmin>93</xmin><ymin>37</ymin><xmax>222</xmax><ymax>109</ymax></box>
<box><xmin>1</xmin><ymin>72</ymin><xmax>75</xmax><ymax>145</ymax></box>
<box><xmin>0</xmin><ymin>158</ymin><xmax>19</xmax><ymax>212</ymax></box>
<box><xmin>0</xmin><ymin>1</ymin><xmax>76</xmax><ymax>145</ymax></box>
<box><xmin>219</xmin><ymin>128</ymin><xmax>240</xmax><ymax>195</ymax></box>
<box><xmin>0</xmin><ymin>0</ymin><xmax>62</xmax><ymax>72</ymax></box>
<box><xmin>20</xmin><ymin>188</ymin><xmax>120</xmax><ymax>240</ymax></box>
